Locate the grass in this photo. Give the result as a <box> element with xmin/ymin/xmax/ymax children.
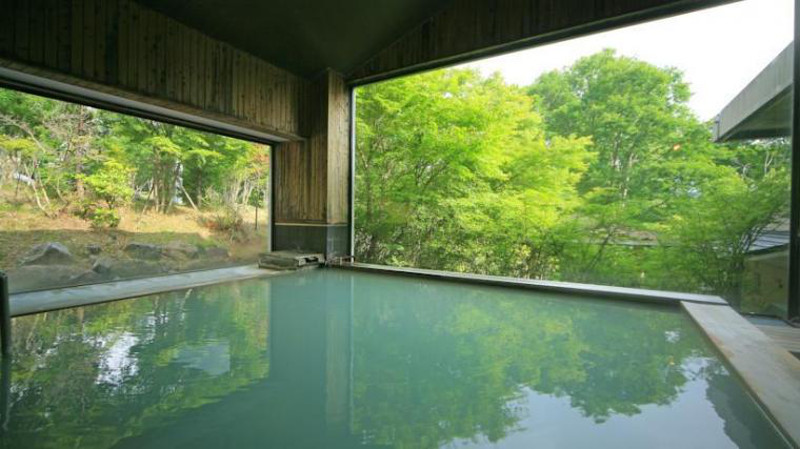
<box><xmin>0</xmin><ymin>198</ymin><xmax>269</xmax><ymax>271</ymax></box>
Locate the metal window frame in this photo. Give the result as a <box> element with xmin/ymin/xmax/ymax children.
<box><xmin>348</xmin><ymin>86</ymin><xmax>357</xmax><ymax>256</ymax></box>
<box><xmin>347</xmin><ymin>0</ymin><xmax>800</xmax><ymax>321</ymax></box>
<box><xmin>789</xmin><ymin>0</ymin><xmax>800</xmax><ymax>322</ymax></box>
<box><xmin>0</xmin><ymin>65</ymin><xmax>280</xmax><ymax>283</ymax></box>
<box><xmin>0</xmin><ymin>66</ymin><xmax>282</xmax><ymax>145</ymax></box>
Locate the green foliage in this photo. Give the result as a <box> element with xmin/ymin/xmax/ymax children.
<box><xmin>355</xmin><ymin>50</ymin><xmax>790</xmax><ymax>313</ymax></box>
<box><xmin>656</xmin><ymin>168</ymin><xmax>789</xmax><ymax>304</ymax></box>
<box><xmin>202</xmin><ymin>204</ymin><xmax>246</xmax><ymax>241</ymax></box>
<box><xmin>87</xmin><ymin>207</ymin><xmax>121</xmax><ymax>229</ymax></box>
<box><xmin>355</xmin><ymin>69</ymin><xmax>593</xmax><ymax>275</ymax></box>
<box><xmin>0</xmin><ymin>135</ymin><xmax>40</xmax><ymax>156</ymax></box>
<box><xmin>0</xmin><ymin>86</ymin><xmax>269</xmax><ymax>221</ymax></box>
<box><xmin>80</xmin><ymin>160</ymin><xmax>133</xmax><ymax>208</ymax></box>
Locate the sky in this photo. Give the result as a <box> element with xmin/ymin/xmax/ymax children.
<box><xmin>463</xmin><ymin>0</ymin><xmax>793</xmax><ymax>121</ymax></box>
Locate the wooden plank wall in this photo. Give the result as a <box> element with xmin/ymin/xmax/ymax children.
<box><xmin>348</xmin><ymin>0</ymin><xmax>735</xmax><ymax>84</ymax></box>
<box><xmin>273</xmin><ymin>138</ymin><xmax>326</xmax><ymax>223</ymax></box>
<box><xmin>325</xmin><ymin>72</ymin><xmax>350</xmax><ymax>225</ymax></box>
<box><xmin>0</xmin><ymin>0</ymin><xmax>308</xmax><ymax>139</ymax></box>
<box><xmin>274</xmin><ymin>71</ymin><xmax>350</xmax><ymax>224</ymax></box>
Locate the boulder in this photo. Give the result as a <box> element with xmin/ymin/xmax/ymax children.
<box><xmin>85</xmin><ymin>244</ymin><xmax>102</xmax><ymax>255</ymax></box>
<box><xmin>19</xmin><ymin>242</ymin><xmax>74</xmax><ymax>266</ymax></box>
<box><xmin>204</xmin><ymin>246</ymin><xmax>230</xmax><ymax>259</ymax></box>
<box><xmin>124</xmin><ymin>242</ymin><xmax>162</xmax><ymax>260</ymax></box>
<box><xmin>69</xmin><ymin>270</ymin><xmax>104</xmax><ymax>285</ymax></box>
<box><xmin>104</xmin><ymin>259</ymin><xmax>168</xmax><ymax>279</ymax></box>
<box><xmin>163</xmin><ymin>242</ymin><xmax>200</xmax><ymax>260</ymax></box>
<box><xmin>91</xmin><ymin>258</ymin><xmax>113</xmax><ymax>275</ymax></box>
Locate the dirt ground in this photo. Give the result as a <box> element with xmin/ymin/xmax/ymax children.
<box><xmin>0</xmin><ymin>199</ymin><xmax>269</xmax><ymax>292</ymax></box>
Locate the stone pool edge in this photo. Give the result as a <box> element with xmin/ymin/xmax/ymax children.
<box><xmin>9</xmin><ymin>265</ymin><xmax>294</xmax><ymax>317</ymax></box>
<box><xmin>328</xmin><ymin>262</ymin><xmax>727</xmax><ymax>306</ymax></box>
<box><xmin>683</xmin><ymin>302</ymin><xmax>800</xmax><ymax>449</ymax></box>
<box><xmin>9</xmin><ymin>261</ymin><xmax>798</xmax><ymax>447</ymax></box>
<box><xmin>329</xmin><ymin>262</ymin><xmax>800</xmax><ymax>449</ymax></box>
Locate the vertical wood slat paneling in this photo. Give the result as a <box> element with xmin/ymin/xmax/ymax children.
<box><xmin>326</xmin><ymin>72</ymin><xmax>349</xmax><ymax>224</ymax></box>
<box><xmin>81</xmin><ymin>0</ymin><xmax>93</xmax><ymax>79</ymax></box>
<box><xmin>349</xmin><ymin>0</ymin><xmax>733</xmax><ymax>83</ymax></box>
<box><xmin>13</xmin><ymin>0</ymin><xmax>30</xmax><ymax>61</ymax></box>
<box><xmin>274</xmin><ymin>70</ymin><xmax>350</xmax><ymax>225</ymax></box>
<box><xmin>43</xmin><ymin>0</ymin><xmax>58</xmax><ymax>67</ymax></box>
<box><xmin>104</xmin><ymin>0</ymin><xmax>118</xmax><ymax>85</ymax></box>
<box><xmin>93</xmin><ymin>0</ymin><xmax>104</xmax><ymax>81</ymax></box>
<box><xmin>55</xmin><ymin>0</ymin><xmax>71</xmax><ymax>72</ymax></box>
<box><xmin>3</xmin><ymin>0</ymin><xmax>347</xmax><ymax>227</ymax></box>
<box><xmin>117</xmin><ymin>0</ymin><xmax>127</xmax><ymax>86</ymax></box>
<box><xmin>28</xmin><ymin>0</ymin><xmax>44</xmax><ymax>65</ymax></box>
<box><xmin>0</xmin><ymin>0</ymin><xmax>306</xmax><ymax>139</ymax></box>
<box><xmin>69</xmin><ymin>0</ymin><xmax>81</xmax><ymax>75</ymax></box>
<box><xmin>0</xmin><ymin>1</ymin><xmax>13</xmax><ymax>57</ymax></box>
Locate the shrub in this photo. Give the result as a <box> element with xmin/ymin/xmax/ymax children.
<box><xmin>88</xmin><ymin>207</ymin><xmax>121</xmax><ymax>228</ymax></box>
<box><xmin>81</xmin><ymin>160</ymin><xmax>134</xmax><ymax>209</ymax></box>
<box><xmin>202</xmin><ymin>205</ymin><xmax>245</xmax><ymax>241</ymax></box>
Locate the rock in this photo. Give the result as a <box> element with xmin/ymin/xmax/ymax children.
<box><xmin>163</xmin><ymin>242</ymin><xmax>200</xmax><ymax>260</ymax></box>
<box><xmin>104</xmin><ymin>260</ymin><xmax>168</xmax><ymax>279</ymax></box>
<box><xmin>86</xmin><ymin>244</ymin><xmax>102</xmax><ymax>255</ymax></box>
<box><xmin>204</xmin><ymin>246</ymin><xmax>230</xmax><ymax>259</ymax></box>
<box><xmin>92</xmin><ymin>258</ymin><xmax>113</xmax><ymax>274</ymax></box>
<box><xmin>70</xmin><ymin>270</ymin><xmax>104</xmax><ymax>285</ymax></box>
<box><xmin>124</xmin><ymin>242</ymin><xmax>162</xmax><ymax>260</ymax></box>
<box><xmin>6</xmin><ymin>265</ymin><xmax>85</xmax><ymax>292</ymax></box>
<box><xmin>19</xmin><ymin>242</ymin><xmax>74</xmax><ymax>266</ymax></box>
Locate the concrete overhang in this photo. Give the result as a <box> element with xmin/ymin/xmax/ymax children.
<box><xmin>714</xmin><ymin>43</ymin><xmax>792</xmax><ymax>142</ymax></box>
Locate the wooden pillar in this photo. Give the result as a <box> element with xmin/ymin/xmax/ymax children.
<box><xmin>272</xmin><ymin>70</ymin><xmax>350</xmax><ymax>256</ymax></box>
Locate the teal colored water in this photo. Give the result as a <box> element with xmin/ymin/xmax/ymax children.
<box><xmin>0</xmin><ymin>269</ymin><xmax>790</xmax><ymax>449</ymax></box>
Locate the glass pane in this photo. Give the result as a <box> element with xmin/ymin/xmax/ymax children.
<box><xmin>0</xmin><ymin>90</ymin><xmax>270</xmax><ymax>294</ymax></box>
<box><xmin>354</xmin><ymin>0</ymin><xmax>793</xmax><ymax>317</ymax></box>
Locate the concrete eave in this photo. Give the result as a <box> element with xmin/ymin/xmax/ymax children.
<box><xmin>714</xmin><ymin>43</ymin><xmax>792</xmax><ymax>142</ymax></box>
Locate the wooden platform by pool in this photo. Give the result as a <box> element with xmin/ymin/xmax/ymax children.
<box><xmin>755</xmin><ymin>320</ymin><xmax>800</xmax><ymax>357</ymax></box>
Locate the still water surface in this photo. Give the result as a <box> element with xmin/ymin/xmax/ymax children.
<box><xmin>0</xmin><ymin>269</ymin><xmax>789</xmax><ymax>448</ymax></box>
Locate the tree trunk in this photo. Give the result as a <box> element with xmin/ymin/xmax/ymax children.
<box><xmin>196</xmin><ymin>170</ymin><xmax>204</xmax><ymax>208</ymax></box>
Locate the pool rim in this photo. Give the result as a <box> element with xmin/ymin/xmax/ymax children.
<box><xmin>330</xmin><ymin>262</ymin><xmax>800</xmax><ymax>449</ymax></box>
<box><xmin>5</xmin><ymin>262</ymin><xmax>800</xmax><ymax>448</ymax></box>
<box><xmin>329</xmin><ymin>261</ymin><xmax>727</xmax><ymax>307</ymax></box>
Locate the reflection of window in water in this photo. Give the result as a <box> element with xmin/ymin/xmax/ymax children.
<box><xmin>0</xmin><ymin>271</ymin><xmax>790</xmax><ymax>448</ymax></box>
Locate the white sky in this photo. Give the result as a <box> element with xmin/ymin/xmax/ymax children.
<box><xmin>463</xmin><ymin>0</ymin><xmax>794</xmax><ymax>121</ymax></box>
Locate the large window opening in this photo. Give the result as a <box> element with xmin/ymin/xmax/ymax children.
<box><xmin>0</xmin><ymin>88</ymin><xmax>270</xmax><ymax>294</ymax></box>
<box><xmin>354</xmin><ymin>0</ymin><xmax>794</xmax><ymax>317</ymax></box>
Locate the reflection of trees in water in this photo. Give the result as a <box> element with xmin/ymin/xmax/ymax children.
<box><xmin>2</xmin><ymin>281</ymin><xmax>270</xmax><ymax>449</ymax></box>
<box><xmin>351</xmin><ymin>276</ymin><xmax>711</xmax><ymax>447</ymax></box>
<box><xmin>0</xmin><ymin>271</ymin><xmax>787</xmax><ymax>449</ymax></box>
<box><xmin>704</xmin><ymin>361</ymin><xmax>791</xmax><ymax>449</ymax></box>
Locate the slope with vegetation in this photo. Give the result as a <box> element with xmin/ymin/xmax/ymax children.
<box><xmin>355</xmin><ymin>50</ymin><xmax>790</xmax><ymax>313</ymax></box>
<box><xmin>0</xmin><ymin>89</ymin><xmax>269</xmax><ymax>292</ymax></box>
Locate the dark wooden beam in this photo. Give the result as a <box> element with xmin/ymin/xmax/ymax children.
<box><xmin>348</xmin><ymin>0</ymin><xmax>738</xmax><ymax>85</ymax></box>
<box><xmin>272</xmin><ymin>70</ymin><xmax>351</xmax><ymax>256</ymax></box>
<box><xmin>0</xmin><ymin>0</ymin><xmax>308</xmax><ymax>141</ymax></box>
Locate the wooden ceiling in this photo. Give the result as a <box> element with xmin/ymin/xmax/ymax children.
<box><xmin>134</xmin><ymin>0</ymin><xmax>454</xmax><ymax>77</ymax></box>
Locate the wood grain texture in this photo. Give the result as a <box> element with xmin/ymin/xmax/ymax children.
<box><xmin>757</xmin><ymin>324</ymin><xmax>800</xmax><ymax>355</ymax></box>
<box><xmin>683</xmin><ymin>302</ymin><xmax>800</xmax><ymax>448</ymax></box>
<box><xmin>348</xmin><ymin>0</ymin><xmax>735</xmax><ymax>84</ymax></box>
<box><xmin>0</xmin><ymin>0</ymin><xmax>307</xmax><ymax>139</ymax></box>
<box><xmin>326</xmin><ymin>71</ymin><xmax>350</xmax><ymax>224</ymax></box>
<box><xmin>274</xmin><ymin>70</ymin><xmax>350</xmax><ymax>225</ymax></box>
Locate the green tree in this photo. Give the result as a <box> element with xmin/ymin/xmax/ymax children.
<box><xmin>356</xmin><ymin>50</ymin><xmax>790</xmax><ymax>310</ymax></box>
<box><xmin>355</xmin><ymin>69</ymin><xmax>590</xmax><ymax>275</ymax></box>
